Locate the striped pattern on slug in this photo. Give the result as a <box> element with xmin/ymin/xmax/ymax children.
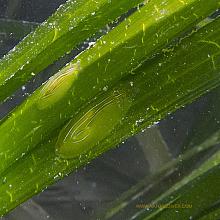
<box><xmin>55</xmin><ymin>90</ymin><xmax>131</xmax><ymax>159</ymax></box>
<box><xmin>37</xmin><ymin>62</ymin><xmax>80</xmax><ymax>109</ymax></box>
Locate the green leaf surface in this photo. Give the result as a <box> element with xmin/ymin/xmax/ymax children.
<box><xmin>101</xmin><ymin>61</ymin><xmax>220</xmax><ymax>219</ymax></box>
<box><xmin>0</xmin><ymin>0</ymin><xmax>219</xmax><ymax>177</ymax></box>
<box><xmin>1</xmin><ymin>13</ymin><xmax>220</xmax><ymax>216</ymax></box>
<box><xmin>198</xmin><ymin>204</ymin><xmax>220</xmax><ymax>220</ymax></box>
<box><xmin>138</xmin><ymin>150</ymin><xmax>220</xmax><ymax>220</ymax></box>
<box><xmin>0</xmin><ymin>0</ymin><xmax>143</xmax><ymax>102</ymax></box>
<box><xmin>102</xmin><ymin>127</ymin><xmax>220</xmax><ymax>220</ymax></box>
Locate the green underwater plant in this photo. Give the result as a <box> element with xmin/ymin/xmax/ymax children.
<box><xmin>56</xmin><ymin>89</ymin><xmax>131</xmax><ymax>159</ymax></box>
<box><xmin>0</xmin><ymin>0</ymin><xmax>220</xmax><ymax>218</ymax></box>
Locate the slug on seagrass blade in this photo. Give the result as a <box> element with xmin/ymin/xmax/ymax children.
<box><xmin>37</xmin><ymin>62</ymin><xmax>80</xmax><ymax>109</ymax></box>
<box><xmin>55</xmin><ymin>90</ymin><xmax>131</xmax><ymax>159</ymax></box>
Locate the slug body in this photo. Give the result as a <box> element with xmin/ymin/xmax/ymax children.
<box><xmin>55</xmin><ymin>90</ymin><xmax>131</xmax><ymax>159</ymax></box>
<box><xmin>37</xmin><ymin>62</ymin><xmax>79</xmax><ymax>109</ymax></box>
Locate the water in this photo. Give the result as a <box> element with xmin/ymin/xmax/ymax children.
<box><xmin>0</xmin><ymin>1</ymin><xmax>219</xmax><ymax>220</ymax></box>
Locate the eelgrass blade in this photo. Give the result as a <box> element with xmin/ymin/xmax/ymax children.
<box><xmin>102</xmin><ymin>129</ymin><xmax>220</xmax><ymax>220</ymax></box>
<box><xmin>0</xmin><ymin>0</ymin><xmax>144</xmax><ymax>102</ymax></box>
<box><xmin>101</xmin><ymin>85</ymin><xmax>220</xmax><ymax>219</ymax></box>
<box><xmin>197</xmin><ymin>202</ymin><xmax>220</xmax><ymax>220</ymax></box>
<box><xmin>1</xmin><ymin>15</ymin><xmax>220</xmax><ymax>216</ymax></box>
<box><xmin>0</xmin><ymin>0</ymin><xmax>219</xmax><ymax>176</ymax></box>
<box><xmin>137</xmin><ymin>151</ymin><xmax>220</xmax><ymax>220</ymax></box>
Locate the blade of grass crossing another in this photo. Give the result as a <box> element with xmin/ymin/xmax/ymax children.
<box><xmin>0</xmin><ymin>0</ymin><xmax>219</xmax><ymax>176</ymax></box>
<box><xmin>1</xmin><ymin>15</ymin><xmax>220</xmax><ymax>216</ymax></box>
<box><xmin>0</xmin><ymin>0</ymin><xmax>145</xmax><ymax>102</ymax></box>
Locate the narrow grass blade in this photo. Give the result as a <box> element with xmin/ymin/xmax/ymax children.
<box><xmin>1</xmin><ymin>15</ymin><xmax>220</xmax><ymax>216</ymax></box>
<box><xmin>0</xmin><ymin>0</ymin><xmax>144</xmax><ymax>102</ymax></box>
<box><xmin>0</xmin><ymin>0</ymin><xmax>219</xmax><ymax>176</ymax></box>
<box><xmin>138</xmin><ymin>152</ymin><xmax>220</xmax><ymax>220</ymax></box>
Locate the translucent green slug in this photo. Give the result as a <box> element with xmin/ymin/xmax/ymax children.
<box><xmin>37</xmin><ymin>62</ymin><xmax>80</xmax><ymax>109</ymax></box>
<box><xmin>55</xmin><ymin>89</ymin><xmax>131</xmax><ymax>159</ymax></box>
